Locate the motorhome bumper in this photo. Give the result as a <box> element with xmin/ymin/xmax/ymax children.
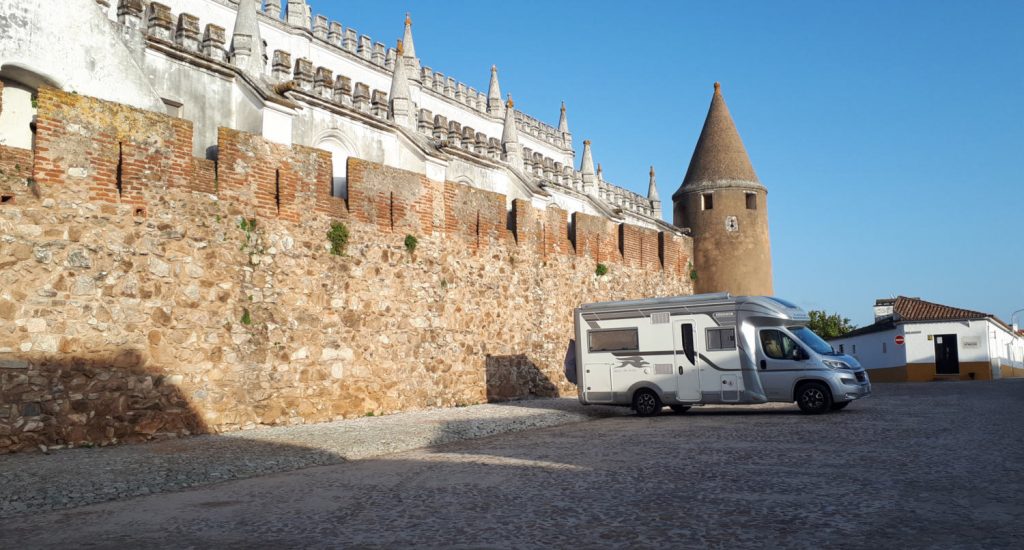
<box><xmin>842</xmin><ymin>383</ymin><xmax>872</xmax><ymax>401</ymax></box>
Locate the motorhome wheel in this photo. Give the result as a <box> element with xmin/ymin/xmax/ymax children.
<box><xmin>796</xmin><ymin>382</ymin><xmax>832</xmax><ymax>414</ymax></box>
<box><xmin>633</xmin><ymin>389</ymin><xmax>662</xmax><ymax>417</ymax></box>
<box><xmin>669</xmin><ymin>405</ymin><xmax>691</xmax><ymax>414</ymax></box>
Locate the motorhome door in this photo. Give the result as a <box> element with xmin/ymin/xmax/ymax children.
<box><xmin>673</xmin><ymin>321</ymin><xmax>702</xmax><ymax>401</ymax></box>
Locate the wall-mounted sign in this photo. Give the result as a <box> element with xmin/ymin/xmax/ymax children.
<box><xmin>963</xmin><ymin>338</ymin><xmax>979</xmax><ymax>349</ymax></box>
<box><xmin>895</xmin><ymin>335</ymin><xmax>905</xmax><ymax>345</ymax></box>
<box><xmin>927</xmin><ymin>335</ymin><xmax>933</xmax><ymax>341</ymax></box>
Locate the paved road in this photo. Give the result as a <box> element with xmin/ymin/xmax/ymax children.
<box><xmin>2</xmin><ymin>380</ymin><xmax>1022</xmax><ymax>549</ymax></box>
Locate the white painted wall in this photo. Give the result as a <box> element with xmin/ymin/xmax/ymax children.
<box><xmin>833</xmin><ymin>318</ymin><xmax>1024</xmax><ymax>380</ymax></box>
<box><xmin>902</xmin><ymin>320</ymin><xmax>993</xmax><ymax>365</ymax></box>
<box><xmin>0</xmin><ymin>0</ymin><xmax>164</xmax><ymax>112</ymax></box>
<box><xmin>987</xmin><ymin>322</ymin><xmax>1024</xmax><ymax>376</ymax></box>
<box><xmin>830</xmin><ymin>327</ymin><xmax>906</xmax><ymax>371</ymax></box>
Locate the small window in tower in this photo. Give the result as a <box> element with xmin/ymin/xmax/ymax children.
<box><xmin>746</xmin><ymin>193</ymin><xmax>757</xmax><ymax>210</ymax></box>
<box><xmin>701</xmin><ymin>193</ymin><xmax>713</xmax><ymax>210</ymax></box>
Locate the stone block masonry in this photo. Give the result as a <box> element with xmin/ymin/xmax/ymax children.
<box><xmin>0</xmin><ymin>87</ymin><xmax>693</xmax><ymax>453</ymax></box>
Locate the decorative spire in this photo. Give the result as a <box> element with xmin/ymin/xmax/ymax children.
<box><xmin>580</xmin><ymin>140</ymin><xmax>595</xmax><ymax>175</ymax></box>
<box><xmin>580</xmin><ymin>140</ymin><xmax>597</xmax><ymax>195</ymax></box>
<box><xmin>597</xmin><ymin>163</ymin><xmax>603</xmax><ymax>180</ymax></box>
<box><xmin>487</xmin><ymin>65</ymin><xmax>503</xmax><ymax>114</ymax></box>
<box><xmin>674</xmin><ymin>81</ymin><xmax>761</xmax><ymax>200</ymax></box>
<box><xmin>502</xmin><ymin>94</ymin><xmax>523</xmax><ymax>168</ymax></box>
<box><xmin>389</xmin><ymin>39</ymin><xmax>414</xmax><ymax>129</ymax></box>
<box><xmin>231</xmin><ymin>0</ymin><xmax>266</xmax><ymax>77</ymax></box>
<box><xmin>648</xmin><ymin>165</ymin><xmax>661</xmax><ymax>208</ymax></box>
<box><xmin>558</xmin><ymin>101</ymin><xmax>569</xmax><ymax>133</ymax></box>
<box><xmin>402</xmin><ymin>12</ymin><xmax>417</xmax><ymax>59</ymax></box>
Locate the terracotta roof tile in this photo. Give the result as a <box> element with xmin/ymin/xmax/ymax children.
<box><xmin>893</xmin><ymin>296</ymin><xmax>991</xmax><ymax>322</ymax></box>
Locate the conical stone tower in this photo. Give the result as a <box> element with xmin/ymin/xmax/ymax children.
<box><xmin>672</xmin><ymin>82</ymin><xmax>773</xmax><ymax>296</ymax></box>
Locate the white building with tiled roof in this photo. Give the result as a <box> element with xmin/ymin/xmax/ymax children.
<box><xmin>828</xmin><ymin>297</ymin><xmax>1024</xmax><ymax>382</ymax></box>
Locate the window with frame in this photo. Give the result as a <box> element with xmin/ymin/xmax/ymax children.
<box><xmin>746</xmin><ymin>192</ymin><xmax>757</xmax><ymax>210</ymax></box>
<box><xmin>588</xmin><ymin>328</ymin><xmax>639</xmax><ymax>353</ymax></box>
<box><xmin>681</xmin><ymin>324</ymin><xmax>696</xmax><ymax>365</ymax></box>
<box><xmin>760</xmin><ymin>329</ymin><xmax>802</xmax><ymax>360</ymax></box>
<box><xmin>706</xmin><ymin>327</ymin><xmax>736</xmax><ymax>351</ymax></box>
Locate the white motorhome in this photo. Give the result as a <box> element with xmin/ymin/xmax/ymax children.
<box><xmin>571</xmin><ymin>293</ymin><xmax>872</xmax><ymax>415</ymax></box>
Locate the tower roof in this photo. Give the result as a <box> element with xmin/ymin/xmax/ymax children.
<box><xmin>674</xmin><ymin>82</ymin><xmax>760</xmax><ymax>199</ymax></box>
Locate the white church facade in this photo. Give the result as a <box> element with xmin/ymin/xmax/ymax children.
<box><xmin>0</xmin><ymin>0</ymin><xmax>672</xmax><ymax>233</ymax></box>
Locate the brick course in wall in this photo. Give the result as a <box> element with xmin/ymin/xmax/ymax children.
<box><xmin>0</xmin><ymin>87</ymin><xmax>694</xmax><ymax>453</ymax></box>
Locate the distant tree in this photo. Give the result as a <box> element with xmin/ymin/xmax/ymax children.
<box><xmin>807</xmin><ymin>310</ymin><xmax>856</xmax><ymax>338</ymax></box>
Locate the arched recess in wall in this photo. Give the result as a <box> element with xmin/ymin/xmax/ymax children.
<box><xmin>314</xmin><ymin>131</ymin><xmax>359</xmax><ymax>200</ymax></box>
<box><xmin>454</xmin><ymin>175</ymin><xmax>475</xmax><ymax>187</ymax></box>
<box><xmin>0</xmin><ymin>64</ymin><xmax>61</xmax><ymax>150</ymax></box>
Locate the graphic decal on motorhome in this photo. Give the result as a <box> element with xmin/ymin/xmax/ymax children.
<box><xmin>698</xmin><ymin>353</ymin><xmax>741</xmax><ymax>372</ymax></box>
<box><xmin>613</xmin><ymin>355</ymin><xmax>651</xmax><ymax>371</ymax></box>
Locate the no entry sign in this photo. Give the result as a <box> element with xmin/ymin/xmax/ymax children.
<box><xmin>895</xmin><ymin>335</ymin><xmax>905</xmax><ymax>345</ymax></box>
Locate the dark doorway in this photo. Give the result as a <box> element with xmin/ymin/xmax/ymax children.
<box><xmin>934</xmin><ymin>334</ymin><xmax>960</xmax><ymax>375</ymax></box>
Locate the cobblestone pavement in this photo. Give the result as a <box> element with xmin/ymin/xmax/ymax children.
<box><xmin>0</xmin><ymin>398</ymin><xmax>629</xmax><ymax>517</ymax></box>
<box><xmin>3</xmin><ymin>380</ymin><xmax>1023</xmax><ymax>549</ymax></box>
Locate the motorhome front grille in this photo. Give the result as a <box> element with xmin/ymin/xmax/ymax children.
<box><xmin>856</xmin><ymin>372</ymin><xmax>866</xmax><ymax>382</ymax></box>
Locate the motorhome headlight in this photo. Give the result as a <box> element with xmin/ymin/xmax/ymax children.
<box><xmin>823</xmin><ymin>359</ymin><xmax>852</xmax><ymax>370</ymax></box>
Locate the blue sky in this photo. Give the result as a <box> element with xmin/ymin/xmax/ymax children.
<box><xmin>315</xmin><ymin>0</ymin><xmax>1024</xmax><ymax>327</ymax></box>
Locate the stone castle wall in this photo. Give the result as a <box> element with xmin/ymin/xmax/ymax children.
<box><xmin>0</xmin><ymin>87</ymin><xmax>693</xmax><ymax>453</ymax></box>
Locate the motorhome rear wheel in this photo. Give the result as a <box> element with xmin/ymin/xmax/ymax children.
<box><xmin>633</xmin><ymin>389</ymin><xmax>662</xmax><ymax>417</ymax></box>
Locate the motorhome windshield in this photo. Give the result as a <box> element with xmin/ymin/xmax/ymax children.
<box><xmin>789</xmin><ymin>327</ymin><xmax>837</xmax><ymax>356</ymax></box>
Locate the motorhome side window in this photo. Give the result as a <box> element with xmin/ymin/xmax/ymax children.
<box><xmin>705</xmin><ymin>327</ymin><xmax>736</xmax><ymax>351</ymax></box>
<box><xmin>588</xmin><ymin>329</ymin><xmax>639</xmax><ymax>353</ymax></box>
<box><xmin>760</xmin><ymin>330</ymin><xmax>801</xmax><ymax>360</ymax></box>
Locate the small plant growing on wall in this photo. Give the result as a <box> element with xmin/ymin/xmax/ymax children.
<box><xmin>595</xmin><ymin>263</ymin><xmax>609</xmax><ymax>277</ymax></box>
<box><xmin>238</xmin><ymin>217</ymin><xmax>257</xmax><ymax>251</ymax></box>
<box><xmin>327</xmin><ymin>221</ymin><xmax>349</xmax><ymax>256</ymax></box>
<box><xmin>404</xmin><ymin>234</ymin><xmax>418</xmax><ymax>253</ymax></box>
<box><xmin>240</xmin><ymin>308</ymin><xmax>253</xmax><ymax>326</ymax></box>
<box><xmin>688</xmin><ymin>261</ymin><xmax>698</xmax><ymax>281</ymax></box>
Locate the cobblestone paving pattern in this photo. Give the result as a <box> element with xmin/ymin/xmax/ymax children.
<box><xmin>0</xmin><ymin>399</ymin><xmax>628</xmax><ymax>517</ymax></box>
<box><xmin>2</xmin><ymin>380</ymin><xmax>1022</xmax><ymax>549</ymax></box>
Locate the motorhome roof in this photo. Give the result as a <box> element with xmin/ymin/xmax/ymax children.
<box><xmin>579</xmin><ymin>292</ymin><xmax>733</xmax><ymax>312</ymax></box>
<box><xmin>579</xmin><ymin>294</ymin><xmax>807</xmax><ymax>319</ymax></box>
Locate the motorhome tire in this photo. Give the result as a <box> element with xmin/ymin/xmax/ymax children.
<box><xmin>669</xmin><ymin>405</ymin><xmax>691</xmax><ymax>413</ymax></box>
<box><xmin>633</xmin><ymin>389</ymin><xmax>662</xmax><ymax>417</ymax></box>
<box><xmin>796</xmin><ymin>382</ymin><xmax>832</xmax><ymax>414</ymax></box>
<box><xmin>830</xmin><ymin>401</ymin><xmax>850</xmax><ymax>411</ymax></box>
